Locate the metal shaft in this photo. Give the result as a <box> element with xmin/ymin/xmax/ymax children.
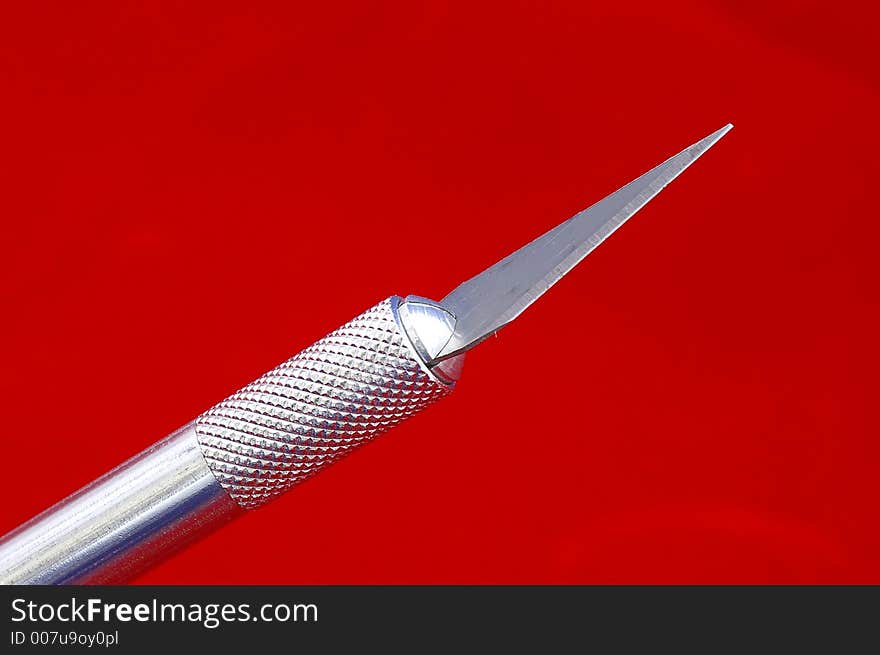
<box><xmin>0</xmin><ymin>297</ymin><xmax>457</xmax><ymax>584</ymax></box>
<box><xmin>0</xmin><ymin>424</ymin><xmax>241</xmax><ymax>584</ymax></box>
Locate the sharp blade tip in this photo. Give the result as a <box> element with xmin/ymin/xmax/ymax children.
<box><xmin>681</xmin><ymin>123</ymin><xmax>733</xmax><ymax>164</ymax></box>
<box><xmin>702</xmin><ymin>122</ymin><xmax>733</xmax><ymax>145</ymax></box>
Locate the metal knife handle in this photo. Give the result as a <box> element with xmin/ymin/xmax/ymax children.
<box><xmin>195</xmin><ymin>296</ymin><xmax>454</xmax><ymax>509</ymax></box>
<box><xmin>0</xmin><ymin>296</ymin><xmax>458</xmax><ymax>584</ymax></box>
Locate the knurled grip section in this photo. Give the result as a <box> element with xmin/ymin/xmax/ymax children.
<box><xmin>195</xmin><ymin>297</ymin><xmax>451</xmax><ymax>509</ymax></box>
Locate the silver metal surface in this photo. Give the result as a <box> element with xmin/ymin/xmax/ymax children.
<box><xmin>434</xmin><ymin>124</ymin><xmax>733</xmax><ymax>361</ymax></box>
<box><xmin>0</xmin><ymin>423</ymin><xmax>240</xmax><ymax>584</ymax></box>
<box><xmin>396</xmin><ymin>295</ymin><xmax>463</xmax><ymax>383</ymax></box>
<box><xmin>195</xmin><ymin>297</ymin><xmax>458</xmax><ymax>509</ymax></box>
<box><xmin>0</xmin><ymin>125</ymin><xmax>732</xmax><ymax>584</ymax></box>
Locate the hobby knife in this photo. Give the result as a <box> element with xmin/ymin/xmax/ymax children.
<box><xmin>0</xmin><ymin>124</ymin><xmax>732</xmax><ymax>584</ymax></box>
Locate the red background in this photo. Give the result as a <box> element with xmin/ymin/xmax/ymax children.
<box><xmin>1</xmin><ymin>2</ymin><xmax>878</xmax><ymax>583</ymax></box>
